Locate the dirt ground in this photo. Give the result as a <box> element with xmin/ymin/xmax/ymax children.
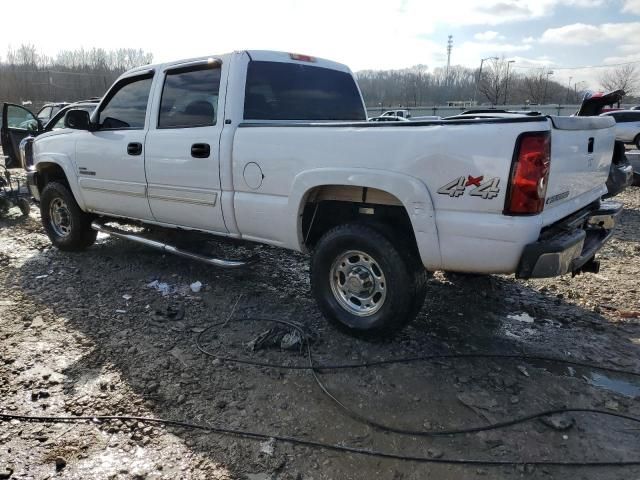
<box><xmin>0</xmin><ymin>167</ymin><xmax>639</xmax><ymax>479</ymax></box>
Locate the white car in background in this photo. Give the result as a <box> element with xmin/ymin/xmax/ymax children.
<box><xmin>600</xmin><ymin>110</ymin><xmax>640</xmax><ymax>149</ymax></box>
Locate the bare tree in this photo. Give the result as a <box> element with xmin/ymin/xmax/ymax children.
<box><xmin>599</xmin><ymin>64</ymin><xmax>639</xmax><ymax>96</ymax></box>
<box><xmin>523</xmin><ymin>69</ymin><xmax>551</xmax><ymax>104</ymax></box>
<box><xmin>478</xmin><ymin>57</ymin><xmax>510</xmax><ymax>105</ymax></box>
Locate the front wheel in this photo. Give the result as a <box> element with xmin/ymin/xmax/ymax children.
<box><xmin>311</xmin><ymin>223</ymin><xmax>427</xmax><ymax>336</ymax></box>
<box><xmin>635</xmin><ymin>135</ymin><xmax>640</xmax><ymax>150</ymax></box>
<box><xmin>40</xmin><ymin>181</ymin><xmax>97</xmax><ymax>251</ymax></box>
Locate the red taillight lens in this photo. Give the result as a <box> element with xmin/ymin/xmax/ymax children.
<box><xmin>505</xmin><ymin>132</ymin><xmax>551</xmax><ymax>215</ymax></box>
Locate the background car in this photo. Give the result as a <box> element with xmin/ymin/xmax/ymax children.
<box><xmin>380</xmin><ymin>109</ymin><xmax>411</xmax><ymax>119</ymax></box>
<box><xmin>36</xmin><ymin>102</ymin><xmax>70</xmax><ymax>124</ymax></box>
<box><xmin>368</xmin><ymin>115</ymin><xmax>410</xmax><ymax>122</ymax></box>
<box><xmin>600</xmin><ymin>110</ymin><xmax>640</xmax><ymax>149</ymax></box>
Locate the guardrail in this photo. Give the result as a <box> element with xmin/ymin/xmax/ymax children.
<box><xmin>366</xmin><ymin>104</ymin><xmax>637</xmax><ymax>118</ymax></box>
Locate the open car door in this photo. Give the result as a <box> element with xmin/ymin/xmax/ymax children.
<box><xmin>1</xmin><ymin>103</ymin><xmax>41</xmax><ymax>168</ymax></box>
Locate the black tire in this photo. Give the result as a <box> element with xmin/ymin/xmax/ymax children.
<box><xmin>635</xmin><ymin>135</ymin><xmax>640</xmax><ymax>150</ymax></box>
<box><xmin>17</xmin><ymin>198</ymin><xmax>30</xmax><ymax>217</ymax></box>
<box><xmin>633</xmin><ymin>172</ymin><xmax>640</xmax><ymax>187</ymax></box>
<box><xmin>40</xmin><ymin>181</ymin><xmax>96</xmax><ymax>251</ymax></box>
<box><xmin>311</xmin><ymin>222</ymin><xmax>427</xmax><ymax>336</ymax></box>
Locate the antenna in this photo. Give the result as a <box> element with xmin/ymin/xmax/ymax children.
<box><xmin>446</xmin><ymin>35</ymin><xmax>453</xmax><ymax>84</ymax></box>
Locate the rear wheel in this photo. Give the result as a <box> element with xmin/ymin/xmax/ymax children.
<box><xmin>40</xmin><ymin>181</ymin><xmax>96</xmax><ymax>251</ymax></box>
<box><xmin>311</xmin><ymin>223</ymin><xmax>427</xmax><ymax>336</ymax></box>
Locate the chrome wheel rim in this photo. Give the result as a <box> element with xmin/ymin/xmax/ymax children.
<box><xmin>49</xmin><ymin>198</ymin><xmax>72</xmax><ymax>238</ymax></box>
<box><xmin>329</xmin><ymin>250</ymin><xmax>387</xmax><ymax>316</ymax></box>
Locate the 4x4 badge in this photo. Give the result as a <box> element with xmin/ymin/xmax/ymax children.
<box><xmin>438</xmin><ymin>175</ymin><xmax>500</xmax><ymax>199</ymax></box>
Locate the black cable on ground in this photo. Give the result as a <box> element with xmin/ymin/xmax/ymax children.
<box><xmin>195</xmin><ymin>317</ymin><xmax>640</xmax><ymax>439</ymax></box>
<box><xmin>195</xmin><ymin>318</ymin><xmax>640</xmax><ymax>377</ymax></box>
<box><xmin>4</xmin><ymin>316</ymin><xmax>640</xmax><ymax>467</ymax></box>
<box><xmin>1</xmin><ymin>411</ymin><xmax>640</xmax><ymax>467</ymax></box>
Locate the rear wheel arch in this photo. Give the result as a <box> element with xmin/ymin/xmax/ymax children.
<box><xmin>288</xmin><ymin>170</ymin><xmax>442</xmax><ymax>269</ymax></box>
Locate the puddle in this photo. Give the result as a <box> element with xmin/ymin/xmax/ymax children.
<box><xmin>587</xmin><ymin>372</ymin><xmax>640</xmax><ymax>398</ymax></box>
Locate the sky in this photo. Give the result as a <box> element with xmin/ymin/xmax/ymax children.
<box><xmin>1</xmin><ymin>0</ymin><xmax>639</xmax><ymax>89</ymax></box>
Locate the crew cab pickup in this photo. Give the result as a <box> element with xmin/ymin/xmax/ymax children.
<box><xmin>26</xmin><ymin>50</ymin><xmax>622</xmax><ymax>335</ymax></box>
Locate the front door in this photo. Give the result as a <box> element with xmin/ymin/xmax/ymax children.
<box><xmin>75</xmin><ymin>73</ymin><xmax>155</xmax><ymax>220</ymax></box>
<box><xmin>144</xmin><ymin>61</ymin><xmax>227</xmax><ymax>233</ymax></box>
<box><xmin>1</xmin><ymin>103</ymin><xmax>40</xmax><ymax>168</ymax></box>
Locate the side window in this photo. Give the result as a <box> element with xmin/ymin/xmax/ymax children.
<box><xmin>99</xmin><ymin>75</ymin><xmax>153</xmax><ymax>130</ymax></box>
<box><xmin>50</xmin><ymin>111</ymin><xmax>68</xmax><ymax>130</ymax></box>
<box><xmin>37</xmin><ymin>107</ymin><xmax>52</xmax><ymax>121</ymax></box>
<box><xmin>243</xmin><ymin>61</ymin><xmax>366</xmax><ymax>121</ymax></box>
<box><xmin>6</xmin><ymin>105</ymin><xmax>38</xmax><ymax>131</ymax></box>
<box><xmin>158</xmin><ymin>65</ymin><xmax>221</xmax><ymax>128</ymax></box>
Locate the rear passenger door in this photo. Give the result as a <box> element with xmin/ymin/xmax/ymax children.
<box><xmin>144</xmin><ymin>61</ymin><xmax>227</xmax><ymax>233</ymax></box>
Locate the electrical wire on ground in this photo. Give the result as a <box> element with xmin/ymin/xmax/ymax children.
<box><xmin>2</xmin><ymin>316</ymin><xmax>640</xmax><ymax>467</ymax></box>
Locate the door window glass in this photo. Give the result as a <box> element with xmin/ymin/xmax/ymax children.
<box><xmin>99</xmin><ymin>75</ymin><xmax>153</xmax><ymax>129</ymax></box>
<box><xmin>158</xmin><ymin>65</ymin><xmax>221</xmax><ymax>128</ymax></box>
<box><xmin>37</xmin><ymin>107</ymin><xmax>52</xmax><ymax>121</ymax></box>
<box><xmin>6</xmin><ymin>105</ymin><xmax>38</xmax><ymax>131</ymax></box>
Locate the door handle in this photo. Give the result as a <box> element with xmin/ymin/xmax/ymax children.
<box><xmin>191</xmin><ymin>143</ymin><xmax>210</xmax><ymax>158</ymax></box>
<box><xmin>127</xmin><ymin>142</ymin><xmax>142</xmax><ymax>156</ymax></box>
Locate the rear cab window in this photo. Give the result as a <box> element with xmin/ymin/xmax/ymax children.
<box><xmin>243</xmin><ymin>60</ymin><xmax>366</xmax><ymax>121</ymax></box>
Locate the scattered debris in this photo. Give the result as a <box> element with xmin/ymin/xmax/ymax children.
<box><xmin>619</xmin><ymin>311</ymin><xmax>640</xmax><ymax>319</ymax></box>
<box><xmin>539</xmin><ymin>414</ymin><xmax>575</xmax><ymax>431</ymax></box>
<box><xmin>604</xmin><ymin>400</ymin><xmax>620</xmax><ymax>411</ymax></box>
<box><xmin>151</xmin><ymin>301</ymin><xmax>185</xmax><ymax>321</ymax></box>
<box><xmin>54</xmin><ymin>456</ymin><xmax>67</xmax><ymax>472</ymax></box>
<box><xmin>508</xmin><ymin>312</ymin><xmax>535</xmax><ymax>323</ymax></box>
<box><xmin>247</xmin><ymin>325</ymin><xmax>309</xmax><ymax>352</ymax></box>
<box><xmin>122</xmin><ymin>294</ymin><xmax>132</xmax><ymax>301</ymax></box>
<box><xmin>146</xmin><ymin>280</ymin><xmax>173</xmax><ymax>296</ymax></box>
<box><xmin>259</xmin><ymin>437</ymin><xmax>276</xmax><ymax>456</ymax></box>
<box><xmin>190</xmin><ymin>281</ymin><xmax>203</xmax><ymax>293</ymax></box>
<box><xmin>517</xmin><ymin>365</ymin><xmax>530</xmax><ymax>377</ymax></box>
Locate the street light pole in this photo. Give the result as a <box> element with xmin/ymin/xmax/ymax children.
<box><xmin>565</xmin><ymin>76</ymin><xmax>573</xmax><ymax>103</ymax></box>
<box><xmin>542</xmin><ymin>70</ymin><xmax>554</xmax><ymax>104</ymax></box>
<box><xmin>503</xmin><ymin>60</ymin><xmax>515</xmax><ymax>105</ymax></box>
<box><xmin>473</xmin><ymin>56</ymin><xmax>498</xmax><ymax>105</ymax></box>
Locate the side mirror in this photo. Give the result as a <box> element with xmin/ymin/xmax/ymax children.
<box><xmin>65</xmin><ymin>109</ymin><xmax>91</xmax><ymax>130</ymax></box>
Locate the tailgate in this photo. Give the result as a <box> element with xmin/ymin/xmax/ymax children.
<box><xmin>543</xmin><ymin>116</ymin><xmax>614</xmax><ymax>216</ymax></box>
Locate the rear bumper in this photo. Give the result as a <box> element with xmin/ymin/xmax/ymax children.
<box><xmin>516</xmin><ymin>201</ymin><xmax>622</xmax><ymax>279</ymax></box>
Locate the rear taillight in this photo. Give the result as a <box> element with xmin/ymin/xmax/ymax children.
<box><xmin>504</xmin><ymin>131</ymin><xmax>551</xmax><ymax>215</ymax></box>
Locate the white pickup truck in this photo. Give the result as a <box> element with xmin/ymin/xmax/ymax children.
<box><xmin>19</xmin><ymin>50</ymin><xmax>622</xmax><ymax>335</ymax></box>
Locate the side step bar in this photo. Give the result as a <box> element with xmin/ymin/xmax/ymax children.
<box><xmin>91</xmin><ymin>222</ymin><xmax>256</xmax><ymax>269</ymax></box>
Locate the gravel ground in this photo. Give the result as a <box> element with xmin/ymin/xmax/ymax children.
<box><xmin>0</xmin><ymin>168</ymin><xmax>639</xmax><ymax>479</ymax></box>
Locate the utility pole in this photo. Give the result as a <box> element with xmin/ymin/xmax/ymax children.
<box><xmin>542</xmin><ymin>70</ymin><xmax>554</xmax><ymax>104</ymax></box>
<box><xmin>503</xmin><ymin>60</ymin><xmax>515</xmax><ymax>105</ymax></box>
<box><xmin>445</xmin><ymin>35</ymin><xmax>453</xmax><ymax>85</ymax></box>
<box><xmin>565</xmin><ymin>76</ymin><xmax>573</xmax><ymax>103</ymax></box>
